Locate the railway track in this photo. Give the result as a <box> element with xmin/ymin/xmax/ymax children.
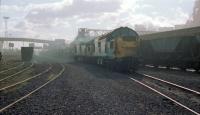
<box><xmin>129</xmin><ymin>73</ymin><xmax>200</xmax><ymax>115</ymax></box>
<box><xmin>0</xmin><ymin>63</ymin><xmax>34</xmax><ymax>82</ymax></box>
<box><xmin>0</xmin><ymin>64</ymin><xmax>52</xmax><ymax>91</ymax></box>
<box><xmin>0</xmin><ymin>62</ymin><xmax>24</xmax><ymax>73</ymax></box>
<box><xmin>138</xmin><ymin>67</ymin><xmax>200</xmax><ymax>92</ymax></box>
<box><xmin>138</xmin><ymin>73</ymin><xmax>200</xmax><ymax>95</ymax></box>
<box><xmin>0</xmin><ymin>64</ymin><xmax>65</xmax><ymax>113</ymax></box>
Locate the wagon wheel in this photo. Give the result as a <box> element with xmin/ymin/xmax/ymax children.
<box><xmin>153</xmin><ymin>65</ymin><xmax>158</xmax><ymax>68</ymax></box>
<box><xmin>180</xmin><ymin>67</ymin><xmax>186</xmax><ymax>71</ymax></box>
<box><xmin>166</xmin><ymin>66</ymin><xmax>170</xmax><ymax>69</ymax></box>
<box><xmin>194</xmin><ymin>68</ymin><xmax>200</xmax><ymax>72</ymax></box>
<box><xmin>193</xmin><ymin>62</ymin><xmax>200</xmax><ymax>72</ymax></box>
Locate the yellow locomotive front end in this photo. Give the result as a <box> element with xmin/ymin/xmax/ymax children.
<box><xmin>97</xmin><ymin>27</ymin><xmax>140</xmax><ymax>72</ymax></box>
<box><xmin>115</xmin><ymin>37</ymin><xmax>138</xmax><ymax>59</ymax></box>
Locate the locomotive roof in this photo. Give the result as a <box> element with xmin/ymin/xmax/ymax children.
<box><xmin>98</xmin><ymin>27</ymin><xmax>139</xmax><ymax>41</ymax></box>
<box><xmin>71</xmin><ymin>27</ymin><xmax>139</xmax><ymax>45</ymax></box>
<box><xmin>140</xmin><ymin>26</ymin><xmax>200</xmax><ymax>40</ymax></box>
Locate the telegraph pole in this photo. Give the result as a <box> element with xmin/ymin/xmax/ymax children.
<box><xmin>3</xmin><ymin>16</ymin><xmax>9</xmax><ymax>38</ymax></box>
<box><xmin>0</xmin><ymin>0</ymin><xmax>3</xmax><ymax>52</ymax></box>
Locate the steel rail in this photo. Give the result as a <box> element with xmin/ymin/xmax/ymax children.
<box><xmin>0</xmin><ymin>63</ymin><xmax>34</xmax><ymax>82</ymax></box>
<box><xmin>137</xmin><ymin>72</ymin><xmax>200</xmax><ymax>95</ymax></box>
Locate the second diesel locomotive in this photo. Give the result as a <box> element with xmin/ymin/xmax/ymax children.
<box><xmin>71</xmin><ymin>27</ymin><xmax>140</xmax><ymax>72</ymax></box>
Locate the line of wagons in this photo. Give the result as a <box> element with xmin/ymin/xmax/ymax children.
<box><xmin>71</xmin><ymin>26</ymin><xmax>200</xmax><ymax>72</ymax></box>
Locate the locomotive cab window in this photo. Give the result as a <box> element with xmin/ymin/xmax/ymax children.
<box><xmin>123</xmin><ymin>36</ymin><xmax>137</xmax><ymax>41</ymax></box>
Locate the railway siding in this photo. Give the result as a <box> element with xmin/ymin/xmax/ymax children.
<box><xmin>130</xmin><ymin>73</ymin><xmax>200</xmax><ymax>114</ymax></box>
<box><xmin>137</xmin><ymin>67</ymin><xmax>200</xmax><ymax>92</ymax></box>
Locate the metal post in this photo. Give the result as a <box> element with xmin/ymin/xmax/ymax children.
<box><xmin>3</xmin><ymin>16</ymin><xmax>9</xmax><ymax>38</ymax></box>
<box><xmin>0</xmin><ymin>0</ymin><xmax>3</xmax><ymax>52</ymax></box>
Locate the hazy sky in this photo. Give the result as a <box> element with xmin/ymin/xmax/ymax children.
<box><xmin>0</xmin><ymin>0</ymin><xmax>195</xmax><ymax>42</ymax></box>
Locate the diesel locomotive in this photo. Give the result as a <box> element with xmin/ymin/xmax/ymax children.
<box><xmin>72</xmin><ymin>27</ymin><xmax>140</xmax><ymax>72</ymax></box>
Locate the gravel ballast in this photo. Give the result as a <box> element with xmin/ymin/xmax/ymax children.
<box><xmin>1</xmin><ymin>63</ymin><xmax>195</xmax><ymax>115</ymax></box>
